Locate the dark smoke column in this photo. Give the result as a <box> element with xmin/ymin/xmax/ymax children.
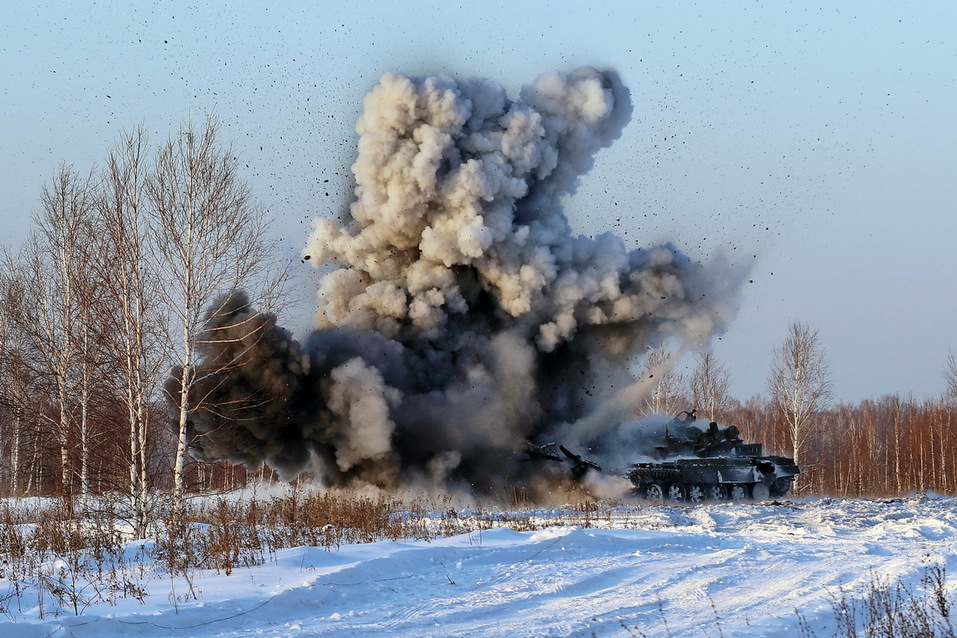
<box><xmin>178</xmin><ymin>68</ymin><xmax>743</xmax><ymax>492</ymax></box>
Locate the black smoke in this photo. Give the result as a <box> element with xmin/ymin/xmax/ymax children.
<box><xmin>169</xmin><ymin>68</ymin><xmax>745</xmax><ymax>494</ymax></box>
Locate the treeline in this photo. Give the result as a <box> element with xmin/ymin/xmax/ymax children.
<box><xmin>641</xmin><ymin>329</ymin><xmax>957</xmax><ymax>497</ymax></box>
<box><xmin>1</xmin><ymin>119</ymin><xmax>954</xmax><ymax>515</ymax></box>
<box><xmin>730</xmin><ymin>396</ymin><xmax>957</xmax><ymax>497</ymax></box>
<box><xmin>0</xmin><ymin>118</ymin><xmax>285</xmax><ymax>532</ymax></box>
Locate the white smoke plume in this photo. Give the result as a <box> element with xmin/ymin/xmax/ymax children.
<box><xmin>174</xmin><ymin>68</ymin><xmax>746</xmax><ymax>495</ymax></box>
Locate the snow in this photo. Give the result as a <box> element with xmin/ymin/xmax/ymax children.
<box><xmin>4</xmin><ymin>495</ymin><xmax>957</xmax><ymax>637</ymax></box>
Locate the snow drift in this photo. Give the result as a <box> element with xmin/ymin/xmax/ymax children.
<box><xmin>8</xmin><ymin>495</ymin><xmax>957</xmax><ymax>637</ymax></box>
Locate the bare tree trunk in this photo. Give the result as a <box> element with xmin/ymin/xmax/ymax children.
<box><xmin>767</xmin><ymin>321</ymin><xmax>832</xmax><ymax>493</ymax></box>
<box><xmin>79</xmin><ymin>368</ymin><xmax>90</xmax><ymax>509</ymax></box>
<box><xmin>171</xmin><ymin>269</ymin><xmax>195</xmax><ymax>515</ymax></box>
<box><xmin>918</xmin><ymin>414</ymin><xmax>926</xmax><ymax>493</ymax></box>
<box><xmin>58</xmin><ymin>383</ymin><xmax>72</xmax><ymax>511</ymax></box>
<box><xmin>11</xmin><ymin>412</ymin><xmax>21</xmax><ymax>496</ymax></box>
<box><xmin>941</xmin><ymin>408</ymin><xmax>949</xmax><ymax>494</ymax></box>
<box><xmin>891</xmin><ymin>396</ymin><xmax>903</xmax><ymax>494</ymax></box>
<box><xmin>173</xmin><ymin>365</ymin><xmax>192</xmax><ymax>512</ymax></box>
<box><xmin>27</xmin><ymin>429</ymin><xmax>38</xmax><ymax>496</ymax></box>
<box><xmin>75</xmin><ymin>295</ymin><xmax>97</xmax><ymax>511</ymax></box>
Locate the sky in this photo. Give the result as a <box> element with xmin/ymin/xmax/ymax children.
<box><xmin>3</xmin><ymin>1</ymin><xmax>956</xmax><ymax>404</ymax></box>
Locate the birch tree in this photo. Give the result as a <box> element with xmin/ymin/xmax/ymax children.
<box><xmin>639</xmin><ymin>346</ymin><xmax>686</xmax><ymax>417</ymax></box>
<box><xmin>94</xmin><ymin>126</ymin><xmax>164</xmax><ymax>536</ymax></box>
<box><xmin>148</xmin><ymin>117</ymin><xmax>283</xmax><ymax>514</ymax></box>
<box><xmin>689</xmin><ymin>352</ymin><xmax>733</xmax><ymax>423</ymax></box>
<box><xmin>768</xmin><ymin>321</ymin><xmax>832</xmax><ymax>472</ymax></box>
<box><xmin>14</xmin><ymin>166</ymin><xmax>99</xmax><ymax>510</ymax></box>
<box><xmin>0</xmin><ymin>252</ymin><xmax>49</xmax><ymax>496</ymax></box>
<box><xmin>72</xmin><ymin>215</ymin><xmax>103</xmax><ymax>509</ymax></box>
<box><xmin>944</xmin><ymin>350</ymin><xmax>957</xmax><ymax>406</ymax></box>
<box><xmin>0</xmin><ymin>271</ymin><xmax>19</xmax><ymax>494</ymax></box>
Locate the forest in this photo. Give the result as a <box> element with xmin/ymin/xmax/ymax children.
<box><xmin>642</xmin><ymin>344</ymin><xmax>957</xmax><ymax>498</ymax></box>
<box><xmin>2</xmin><ymin>117</ymin><xmax>955</xmax><ymax>526</ymax></box>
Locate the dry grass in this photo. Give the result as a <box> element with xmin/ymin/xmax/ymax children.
<box><xmin>0</xmin><ymin>498</ymin><xmax>152</xmax><ymax>618</ymax></box>
<box><xmin>800</xmin><ymin>564</ymin><xmax>956</xmax><ymax>638</ymax></box>
<box><xmin>5</xmin><ymin>486</ymin><xmax>950</xmax><ymax>633</ymax></box>
<box><xmin>0</xmin><ymin>485</ymin><xmax>633</xmax><ymax>619</ymax></box>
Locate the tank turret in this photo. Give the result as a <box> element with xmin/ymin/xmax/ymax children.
<box><xmin>656</xmin><ymin>411</ymin><xmax>748</xmax><ymax>459</ymax></box>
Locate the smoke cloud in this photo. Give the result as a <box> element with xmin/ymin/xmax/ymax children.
<box><xmin>173</xmin><ymin>68</ymin><xmax>746</xmax><ymax>494</ymax></box>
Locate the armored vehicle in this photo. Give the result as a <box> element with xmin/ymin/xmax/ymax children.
<box><xmin>626</xmin><ymin>410</ymin><xmax>800</xmax><ymax>502</ymax></box>
<box><xmin>522</xmin><ymin>442</ymin><xmax>602</xmax><ymax>480</ymax></box>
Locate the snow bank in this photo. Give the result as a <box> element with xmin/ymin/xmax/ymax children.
<box><xmin>4</xmin><ymin>496</ymin><xmax>956</xmax><ymax>637</ymax></box>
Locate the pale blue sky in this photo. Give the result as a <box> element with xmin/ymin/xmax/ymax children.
<box><xmin>3</xmin><ymin>1</ymin><xmax>956</xmax><ymax>402</ymax></box>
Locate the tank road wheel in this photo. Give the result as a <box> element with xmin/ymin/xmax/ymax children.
<box><xmin>769</xmin><ymin>478</ymin><xmax>793</xmax><ymax>498</ymax></box>
<box><xmin>687</xmin><ymin>484</ymin><xmax>706</xmax><ymax>503</ymax></box>
<box><xmin>730</xmin><ymin>484</ymin><xmax>750</xmax><ymax>501</ymax></box>
<box><xmin>706</xmin><ymin>484</ymin><xmax>727</xmax><ymax>501</ymax></box>
<box><xmin>667</xmin><ymin>483</ymin><xmax>687</xmax><ymax>503</ymax></box>
<box><xmin>752</xmin><ymin>483</ymin><xmax>771</xmax><ymax>501</ymax></box>
<box><xmin>644</xmin><ymin>483</ymin><xmax>664</xmax><ymax>502</ymax></box>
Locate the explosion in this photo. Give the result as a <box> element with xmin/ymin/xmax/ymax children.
<box><xmin>174</xmin><ymin>68</ymin><xmax>745</xmax><ymax>494</ymax></box>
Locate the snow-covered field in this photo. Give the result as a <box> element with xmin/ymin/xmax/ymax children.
<box><xmin>5</xmin><ymin>495</ymin><xmax>956</xmax><ymax>637</ymax></box>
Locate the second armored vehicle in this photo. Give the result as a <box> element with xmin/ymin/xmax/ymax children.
<box><xmin>625</xmin><ymin>410</ymin><xmax>800</xmax><ymax>502</ymax></box>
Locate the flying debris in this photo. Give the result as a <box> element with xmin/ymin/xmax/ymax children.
<box><xmin>170</xmin><ymin>68</ymin><xmax>747</xmax><ymax>496</ymax></box>
<box><xmin>559</xmin><ymin>445</ymin><xmax>602</xmax><ymax>480</ymax></box>
<box><xmin>519</xmin><ymin>442</ymin><xmax>601</xmax><ymax>481</ymax></box>
<box><xmin>522</xmin><ymin>442</ymin><xmax>564</xmax><ymax>464</ymax></box>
